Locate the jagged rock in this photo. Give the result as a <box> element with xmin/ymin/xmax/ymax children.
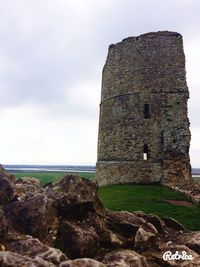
<box><xmin>45</xmin><ymin>175</ymin><xmax>105</xmax><ymax>219</ymax></box>
<box><xmin>60</xmin><ymin>258</ymin><xmax>106</xmax><ymax>267</ymax></box>
<box><xmin>141</xmin><ymin>242</ymin><xmax>200</xmax><ymax>266</ymax></box>
<box><xmin>0</xmin><ymin>171</ymin><xmax>200</xmax><ymax>266</ymax></box>
<box><xmin>177</xmin><ymin>232</ymin><xmax>200</xmax><ymax>254</ymax></box>
<box><xmin>15</xmin><ymin>177</ymin><xmax>41</xmax><ymax>200</ymax></box>
<box><xmin>0</xmin><ymin>165</ymin><xmax>15</xmax><ymax>183</ymax></box>
<box><xmin>0</xmin><ymin>207</ymin><xmax>7</xmax><ymax>240</ymax></box>
<box><xmin>106</xmin><ymin>211</ymin><xmax>158</xmax><ymax>237</ymax></box>
<box><xmin>56</xmin><ymin>221</ymin><xmax>99</xmax><ymax>258</ymax></box>
<box><xmin>17</xmin><ymin>177</ymin><xmax>41</xmax><ymax>187</ymax></box>
<box><xmin>0</xmin><ymin>251</ymin><xmax>56</xmax><ymax>267</ymax></box>
<box><xmin>171</xmin><ymin>182</ymin><xmax>200</xmax><ymax>203</ymax></box>
<box><xmin>81</xmin><ymin>213</ymin><xmax>127</xmax><ymax>249</ymax></box>
<box><xmin>0</xmin><ymin>171</ymin><xmax>15</xmax><ymax>206</ymax></box>
<box><xmin>7</xmin><ymin>236</ymin><xmax>68</xmax><ymax>265</ymax></box>
<box><xmin>0</xmin><ymin>244</ymin><xmax>5</xmax><ymax>251</ymax></box>
<box><xmin>4</xmin><ymin>194</ymin><xmax>58</xmax><ymax>244</ymax></box>
<box><xmin>80</xmin><ymin>212</ymin><xmax>107</xmax><ymax>237</ymax></box>
<box><xmin>102</xmin><ymin>250</ymin><xmax>149</xmax><ymax>267</ymax></box>
<box><xmin>162</xmin><ymin>217</ymin><xmax>186</xmax><ymax>231</ymax></box>
<box><xmin>134</xmin><ymin>227</ymin><xmax>156</xmax><ymax>248</ymax></box>
<box><xmin>134</xmin><ymin>212</ymin><xmax>168</xmax><ymax>234</ymax></box>
<box><xmin>107</xmin><ymin>213</ymin><xmax>139</xmax><ymax>238</ymax></box>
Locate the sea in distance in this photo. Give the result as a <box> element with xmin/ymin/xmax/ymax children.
<box><xmin>3</xmin><ymin>164</ymin><xmax>96</xmax><ymax>173</ymax></box>
<box><xmin>2</xmin><ymin>164</ymin><xmax>200</xmax><ymax>176</ymax></box>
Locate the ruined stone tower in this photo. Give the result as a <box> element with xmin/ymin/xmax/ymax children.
<box><xmin>96</xmin><ymin>31</ymin><xmax>191</xmax><ymax>186</ymax></box>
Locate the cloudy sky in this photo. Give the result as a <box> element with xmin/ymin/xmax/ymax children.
<box><xmin>0</xmin><ymin>0</ymin><xmax>200</xmax><ymax>166</ymax></box>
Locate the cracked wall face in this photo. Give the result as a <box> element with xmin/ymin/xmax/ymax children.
<box><xmin>96</xmin><ymin>31</ymin><xmax>191</xmax><ymax>186</ymax></box>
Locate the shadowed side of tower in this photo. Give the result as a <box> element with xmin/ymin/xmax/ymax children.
<box><xmin>96</xmin><ymin>31</ymin><xmax>191</xmax><ymax>186</ymax></box>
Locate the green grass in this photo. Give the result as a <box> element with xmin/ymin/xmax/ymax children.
<box><xmin>10</xmin><ymin>171</ymin><xmax>95</xmax><ymax>186</ymax></box>
<box><xmin>9</xmin><ymin>171</ymin><xmax>200</xmax><ymax>231</ymax></box>
<box><xmin>98</xmin><ymin>184</ymin><xmax>200</xmax><ymax>231</ymax></box>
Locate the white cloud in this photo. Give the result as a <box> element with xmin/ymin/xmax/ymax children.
<box><xmin>0</xmin><ymin>106</ymin><xmax>98</xmax><ymax>164</ymax></box>
<box><xmin>0</xmin><ymin>0</ymin><xmax>199</xmax><ymax>165</ymax></box>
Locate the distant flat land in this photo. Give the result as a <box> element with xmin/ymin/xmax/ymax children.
<box><xmin>193</xmin><ymin>175</ymin><xmax>200</xmax><ymax>183</ymax></box>
<box><xmin>192</xmin><ymin>168</ymin><xmax>200</xmax><ymax>182</ymax></box>
<box><xmin>9</xmin><ymin>171</ymin><xmax>95</xmax><ymax>186</ymax></box>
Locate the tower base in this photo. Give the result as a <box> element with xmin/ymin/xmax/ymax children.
<box><xmin>96</xmin><ymin>161</ymin><xmax>162</xmax><ymax>186</ymax></box>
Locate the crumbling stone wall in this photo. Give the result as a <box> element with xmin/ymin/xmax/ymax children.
<box><xmin>96</xmin><ymin>31</ymin><xmax>191</xmax><ymax>186</ymax></box>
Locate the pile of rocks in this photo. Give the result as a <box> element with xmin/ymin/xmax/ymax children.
<box><xmin>0</xmin><ymin>165</ymin><xmax>200</xmax><ymax>266</ymax></box>
<box><xmin>169</xmin><ymin>181</ymin><xmax>200</xmax><ymax>203</ymax></box>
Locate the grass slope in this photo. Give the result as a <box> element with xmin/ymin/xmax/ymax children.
<box><xmin>99</xmin><ymin>184</ymin><xmax>200</xmax><ymax>231</ymax></box>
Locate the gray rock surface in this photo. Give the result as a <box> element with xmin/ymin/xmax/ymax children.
<box><xmin>60</xmin><ymin>259</ymin><xmax>106</xmax><ymax>267</ymax></box>
<box><xmin>102</xmin><ymin>250</ymin><xmax>148</xmax><ymax>267</ymax></box>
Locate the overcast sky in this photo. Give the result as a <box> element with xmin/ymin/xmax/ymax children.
<box><xmin>0</xmin><ymin>0</ymin><xmax>200</xmax><ymax>167</ymax></box>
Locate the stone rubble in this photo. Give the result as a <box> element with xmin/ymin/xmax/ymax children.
<box><xmin>0</xmin><ymin>165</ymin><xmax>200</xmax><ymax>266</ymax></box>
<box><xmin>170</xmin><ymin>181</ymin><xmax>200</xmax><ymax>203</ymax></box>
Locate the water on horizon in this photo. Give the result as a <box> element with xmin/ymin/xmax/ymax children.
<box><xmin>3</xmin><ymin>164</ymin><xmax>96</xmax><ymax>173</ymax></box>
<box><xmin>3</xmin><ymin>164</ymin><xmax>200</xmax><ymax>175</ymax></box>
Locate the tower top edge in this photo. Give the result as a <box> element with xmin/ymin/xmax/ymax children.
<box><xmin>109</xmin><ymin>31</ymin><xmax>182</xmax><ymax>49</ymax></box>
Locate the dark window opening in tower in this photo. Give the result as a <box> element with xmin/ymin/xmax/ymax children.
<box><xmin>161</xmin><ymin>131</ymin><xmax>164</xmax><ymax>145</ymax></box>
<box><xmin>143</xmin><ymin>144</ymin><xmax>149</xmax><ymax>160</ymax></box>
<box><xmin>144</xmin><ymin>104</ymin><xmax>150</xmax><ymax>118</ymax></box>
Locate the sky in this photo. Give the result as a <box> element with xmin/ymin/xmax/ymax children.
<box><xmin>0</xmin><ymin>0</ymin><xmax>200</xmax><ymax>167</ymax></box>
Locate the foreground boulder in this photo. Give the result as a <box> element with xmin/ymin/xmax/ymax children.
<box><xmin>7</xmin><ymin>237</ymin><xmax>68</xmax><ymax>265</ymax></box>
<box><xmin>0</xmin><ymin>167</ymin><xmax>200</xmax><ymax>266</ymax></box>
<box><xmin>4</xmin><ymin>194</ymin><xmax>58</xmax><ymax>245</ymax></box>
<box><xmin>0</xmin><ymin>166</ymin><xmax>15</xmax><ymax>206</ymax></box>
<box><xmin>60</xmin><ymin>259</ymin><xmax>106</xmax><ymax>267</ymax></box>
<box><xmin>0</xmin><ymin>251</ymin><xmax>57</xmax><ymax>267</ymax></box>
<box><xmin>44</xmin><ymin>175</ymin><xmax>105</xmax><ymax>219</ymax></box>
<box><xmin>56</xmin><ymin>221</ymin><xmax>99</xmax><ymax>259</ymax></box>
<box><xmin>15</xmin><ymin>177</ymin><xmax>41</xmax><ymax>200</ymax></box>
<box><xmin>102</xmin><ymin>250</ymin><xmax>148</xmax><ymax>267</ymax></box>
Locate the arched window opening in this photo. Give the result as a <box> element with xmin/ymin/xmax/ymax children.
<box><xmin>143</xmin><ymin>144</ymin><xmax>149</xmax><ymax>160</ymax></box>
<box><xmin>144</xmin><ymin>104</ymin><xmax>150</xmax><ymax>118</ymax></box>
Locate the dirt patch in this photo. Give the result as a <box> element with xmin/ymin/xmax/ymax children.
<box><xmin>164</xmin><ymin>200</ymin><xmax>193</xmax><ymax>207</ymax></box>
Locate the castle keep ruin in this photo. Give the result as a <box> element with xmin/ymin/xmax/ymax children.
<box><xmin>96</xmin><ymin>31</ymin><xmax>191</xmax><ymax>186</ymax></box>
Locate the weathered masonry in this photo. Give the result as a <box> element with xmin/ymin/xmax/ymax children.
<box><xmin>96</xmin><ymin>31</ymin><xmax>191</xmax><ymax>186</ymax></box>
